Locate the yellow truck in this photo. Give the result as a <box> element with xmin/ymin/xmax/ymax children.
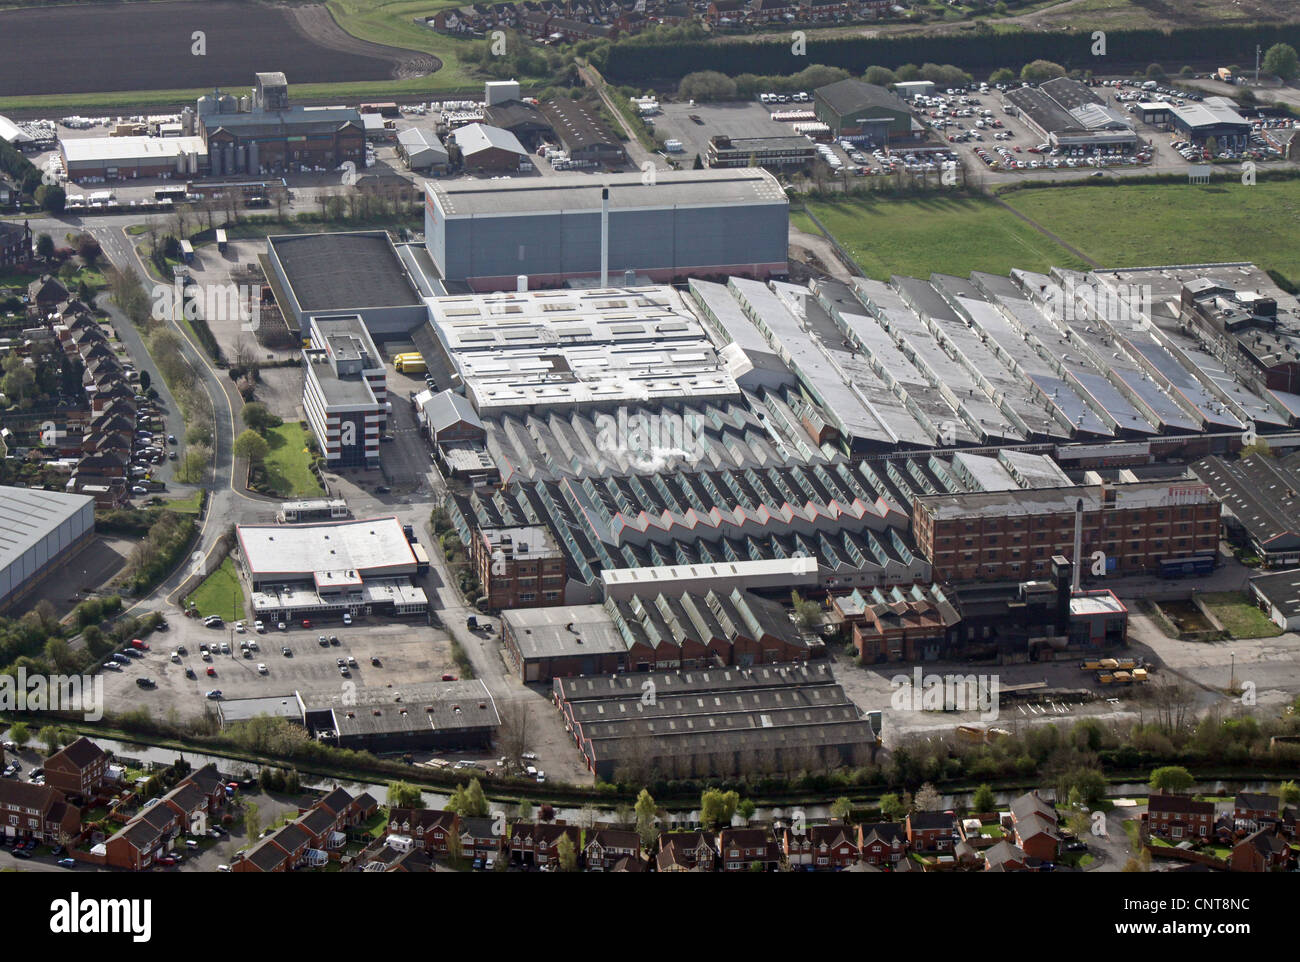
<box><xmin>394</xmin><ymin>353</ymin><xmax>426</xmax><ymax>375</ymax></box>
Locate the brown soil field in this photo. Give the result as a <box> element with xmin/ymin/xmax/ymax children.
<box><xmin>0</xmin><ymin>1</ymin><xmax>435</xmax><ymax>97</ymax></box>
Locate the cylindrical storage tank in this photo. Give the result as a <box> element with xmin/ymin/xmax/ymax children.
<box><xmin>224</xmin><ymin>144</ymin><xmax>234</xmax><ymax>175</ymax></box>
<box><xmin>248</xmin><ymin>141</ymin><xmax>259</xmax><ymax>175</ymax></box>
<box><xmin>517</xmin><ymin>275</ymin><xmax>528</xmax><ymax>292</ymax></box>
<box><xmin>239</xmin><ymin>95</ymin><xmax>250</xmax><ymax>113</ymax></box>
<box><xmin>219</xmin><ymin>94</ymin><xmax>237</xmax><ymax>114</ymax></box>
<box><xmin>176</xmin><ymin>152</ymin><xmax>185</xmax><ymax>175</ymax></box>
<box><xmin>181</xmin><ymin>106</ymin><xmax>195</xmax><ymax>134</ymax></box>
<box><xmin>189</xmin><ymin>150</ymin><xmax>198</xmax><ymax>175</ymax></box>
<box><xmin>624</xmin><ymin>269</ymin><xmax>636</xmax><ymax>286</ymax></box>
<box><xmin>197</xmin><ymin>95</ymin><xmax>214</xmax><ymax>117</ymax></box>
<box><xmin>211</xmin><ymin>148</ymin><xmax>222</xmax><ymax>177</ymax></box>
<box><xmin>236</xmin><ymin>145</ymin><xmax>246</xmax><ymax>173</ymax></box>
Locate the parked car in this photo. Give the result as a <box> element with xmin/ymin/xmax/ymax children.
<box><xmin>57</xmin><ymin>857</ymin><xmax>76</xmax><ymax>868</ymax></box>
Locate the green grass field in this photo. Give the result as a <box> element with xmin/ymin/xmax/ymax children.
<box><xmin>1199</xmin><ymin>591</ymin><xmax>1283</xmax><ymax>639</ymax></box>
<box><xmin>789</xmin><ymin>209</ymin><xmax>822</xmax><ymax>237</ymax></box>
<box><xmin>1002</xmin><ymin>180</ymin><xmax>1300</xmax><ymax>283</ymax></box>
<box><xmin>185</xmin><ymin>557</ymin><xmax>244</xmax><ymax>622</ymax></box>
<box><xmin>262</xmin><ymin>423</ymin><xmax>325</xmax><ymax>499</ymax></box>
<box><xmin>162</xmin><ymin>490</ymin><xmax>204</xmax><ymax>515</ymax></box>
<box><xmin>804</xmin><ymin>194</ymin><xmax>1092</xmax><ymax>281</ymax></box>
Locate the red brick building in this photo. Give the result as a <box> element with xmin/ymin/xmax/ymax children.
<box><xmin>718</xmin><ymin>827</ymin><xmax>780</xmax><ymax>871</ymax></box>
<box><xmin>851</xmin><ymin>596</ymin><xmax>958</xmax><ymax>663</ymax></box>
<box><xmin>472</xmin><ymin>523</ymin><xmax>566</xmax><ymax>609</ymax></box>
<box><xmin>856</xmin><ymin>822</ymin><xmax>907</xmax><ymax>866</ymax></box>
<box><xmin>388</xmin><ymin>808</ymin><xmax>459</xmax><ymax>855</ymax></box>
<box><xmin>1230</xmin><ymin>828</ymin><xmax>1292</xmax><ymax>872</ymax></box>
<box><xmin>0</xmin><ymin>781</ymin><xmax>80</xmax><ymax>844</ymax></box>
<box><xmin>912</xmin><ymin>481</ymin><xmax>1220</xmax><ymax>583</ymax></box>
<box><xmin>906</xmin><ymin>811</ymin><xmax>956</xmax><ymax>852</ymax></box>
<box><xmin>1006</xmin><ymin>791</ymin><xmax>1061</xmax><ymax>862</ymax></box>
<box><xmin>43</xmin><ymin>736</ymin><xmax>110</xmax><ymax>800</ymax></box>
<box><xmin>656</xmin><ymin>831</ymin><xmax>717</xmax><ymax>872</ymax></box>
<box><xmin>1147</xmin><ymin>793</ymin><xmax>1216</xmax><ymax>840</ymax></box>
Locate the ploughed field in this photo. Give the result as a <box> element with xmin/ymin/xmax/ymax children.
<box><xmin>0</xmin><ymin>0</ymin><xmax>434</xmax><ymax>98</ymax></box>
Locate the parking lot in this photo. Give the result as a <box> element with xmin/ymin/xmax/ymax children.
<box><xmin>99</xmin><ymin>616</ymin><xmax>463</xmax><ymax>718</ymax></box>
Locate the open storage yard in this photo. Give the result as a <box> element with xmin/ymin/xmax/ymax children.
<box><xmin>0</xmin><ymin>0</ymin><xmax>432</xmax><ymax>101</ymax></box>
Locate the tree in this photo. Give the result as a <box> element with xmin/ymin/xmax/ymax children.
<box><xmin>446</xmin><ymin>828</ymin><xmax>464</xmax><ymax>864</ymax></box>
<box><xmin>1058</xmin><ymin>768</ymin><xmax>1108</xmax><ymax>808</ymax></box>
<box><xmin>139</xmin><ymin>370</ymin><xmax>151</xmax><ymax>393</ymax></box>
<box><xmin>6</xmin><ymin>722</ymin><xmax>29</xmax><ymax>748</ymax></box>
<box><xmin>387</xmin><ymin>780</ymin><xmax>421</xmax><ymax>808</ymax></box>
<box><xmin>635</xmin><ymin>788</ymin><xmax>658</xmax><ymax>849</ymax></box>
<box><xmin>1149</xmin><ymin>765</ymin><xmax>1194</xmax><ymax>794</ymax></box>
<box><xmin>38</xmin><ymin>725</ymin><xmax>61</xmax><ymax>756</ymax></box>
<box><xmin>864</xmin><ymin>65</ymin><xmax>897</xmax><ymax>87</ymax></box>
<box><xmin>1263</xmin><ymin>43</ymin><xmax>1299</xmax><ymax>82</ymax></box>
<box><xmin>517</xmin><ymin>798</ymin><xmax>534</xmax><ymax>821</ymax></box>
<box><xmin>988</xmin><ymin>67</ymin><xmax>1016</xmax><ymax>85</ymax></box>
<box><xmin>243</xmin><ymin>799</ymin><xmax>261</xmax><ymax>840</ymax></box>
<box><xmin>556</xmin><ymin>833</ymin><xmax>578</xmax><ymax>872</ymax></box>
<box><xmin>497</xmin><ymin>701</ymin><xmax>530</xmax><ymax>772</ymax></box>
<box><xmin>830</xmin><ymin>797</ymin><xmax>854</xmax><ymax>824</ymax></box>
<box><xmin>1278</xmin><ymin>781</ymin><xmax>1300</xmax><ymax>806</ymax></box>
<box><xmin>241</xmin><ymin>402</ymin><xmax>281</xmax><ymax>435</ymax></box>
<box><xmin>972</xmin><ymin>784</ymin><xmax>997</xmax><ymax>813</ymax></box>
<box><xmin>700</xmin><ymin>788</ymin><xmax>740</xmax><ymax>830</ymax></box>
<box><xmin>1021</xmin><ymin>60</ymin><xmax>1066</xmax><ymax>83</ymax></box>
<box><xmin>737</xmin><ymin>798</ymin><xmax>756</xmax><ymax>821</ymax></box>
<box><xmin>35</xmin><ymin>233</ymin><xmax>55</xmax><ymax>260</ymax></box>
<box><xmin>678</xmin><ymin>70</ymin><xmax>737</xmax><ymax>102</ymax></box>
<box><xmin>1145</xmin><ymin>63</ymin><xmax>1166</xmax><ymax>80</ymax></box>
<box><xmin>791</xmin><ymin>590</ymin><xmax>822</xmax><ymax>628</ymax></box>
<box><xmin>75</xmin><ymin>233</ymin><xmax>101</xmax><ymax>267</ymax></box>
<box><xmin>233</xmin><ymin>429</ymin><xmax>269</xmax><ymax>465</ymax></box>
<box><xmin>913</xmin><ymin>782</ymin><xmax>942</xmax><ymax>812</ymax></box>
<box><xmin>36</xmin><ymin>184</ymin><xmax>66</xmax><ymax>213</ymax></box>
<box><xmin>879</xmin><ymin>792</ymin><xmax>906</xmax><ymax>821</ymax></box>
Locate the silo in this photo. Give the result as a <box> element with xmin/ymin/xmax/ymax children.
<box><xmin>211</xmin><ymin>148</ymin><xmax>222</xmax><ymax>177</ymax></box>
<box><xmin>219</xmin><ymin>93</ymin><xmax>237</xmax><ymax>114</ymax></box>
<box><xmin>181</xmin><ymin>106</ymin><xmax>195</xmax><ymax>135</ymax></box>
<box><xmin>223</xmin><ymin>143</ymin><xmax>234</xmax><ymax>175</ymax></box>
<box><xmin>248</xmin><ymin>141</ymin><xmax>259</xmax><ymax>175</ymax></box>
<box><xmin>239</xmin><ymin>95</ymin><xmax>251</xmax><ymax>113</ymax></box>
<box><xmin>189</xmin><ymin>150</ymin><xmax>198</xmax><ymax>175</ymax></box>
<box><xmin>236</xmin><ymin>144</ymin><xmax>246</xmax><ymax>173</ymax></box>
<box><xmin>176</xmin><ymin>151</ymin><xmax>186</xmax><ymax>175</ymax></box>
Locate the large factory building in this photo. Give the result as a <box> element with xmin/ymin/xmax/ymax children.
<box><xmin>0</xmin><ymin>486</ymin><xmax>94</xmax><ymax>614</ymax></box>
<box><xmin>423</xmin><ymin>168</ymin><xmax>789</xmax><ymax>291</ymax></box>
<box><xmin>196</xmin><ymin>73</ymin><xmax>364</xmax><ymax>177</ymax></box>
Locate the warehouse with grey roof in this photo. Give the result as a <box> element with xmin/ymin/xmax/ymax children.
<box><xmin>0</xmin><ymin>486</ymin><xmax>94</xmax><ymax>614</ymax></box>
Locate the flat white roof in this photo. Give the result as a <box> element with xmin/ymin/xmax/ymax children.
<box><xmin>61</xmin><ymin>135</ymin><xmax>206</xmax><ymax>164</ymax></box>
<box><xmin>238</xmin><ymin>516</ymin><xmax>416</xmax><ymax>580</ymax></box>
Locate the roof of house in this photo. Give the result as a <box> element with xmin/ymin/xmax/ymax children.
<box><xmin>1148</xmin><ymin>793</ymin><xmax>1215</xmax><ymax>816</ymax></box>
<box><xmin>984</xmin><ymin>838</ymin><xmax>1027</xmax><ymax>868</ymax></box>
<box><xmin>48</xmin><ymin>736</ymin><xmax>107</xmax><ymax>770</ymax></box>
<box><xmin>316</xmin><ymin>787</ymin><xmax>355</xmax><ymax>816</ymax></box>
<box><xmin>1236</xmin><ymin>792</ymin><xmax>1280</xmax><ymax>812</ymax></box>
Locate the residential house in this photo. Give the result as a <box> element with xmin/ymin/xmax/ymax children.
<box><xmin>984</xmin><ymin>839</ymin><xmax>1028</xmax><ymax>871</ymax></box>
<box><xmin>1147</xmin><ymin>794</ymin><xmax>1215</xmax><ymax>841</ymax></box>
<box><xmin>388</xmin><ymin>807</ymin><xmax>459</xmax><ymax>855</ymax></box>
<box><xmin>1234</xmin><ymin>793</ymin><xmax>1281</xmax><ymax>832</ymax></box>
<box><xmin>0</xmin><ymin>220</ymin><xmax>30</xmax><ymax>268</ymax></box>
<box><xmin>43</xmin><ymin>736</ymin><xmax>110</xmax><ymax>799</ymax></box>
<box><xmin>806</xmin><ymin>824</ymin><xmax>860</xmax><ymax>869</ymax></box>
<box><xmin>718</xmin><ymin>827</ymin><xmax>780</xmax><ymax>871</ymax></box>
<box><xmin>584</xmin><ymin>828</ymin><xmax>642</xmax><ymax>871</ymax></box>
<box><xmin>1006</xmin><ymin>790</ymin><xmax>1061</xmax><ymax>862</ymax></box>
<box><xmin>460</xmin><ymin>816</ymin><xmax>504</xmax><ymax>861</ymax></box>
<box><xmin>1230</xmin><ymin>828</ymin><xmax>1292</xmax><ymax>872</ymax></box>
<box><xmin>510</xmin><ymin>821</ymin><xmax>581</xmax><ymax>868</ymax></box>
<box><xmin>0</xmin><ymin>781</ymin><xmax>80</xmax><ymax>845</ymax></box>
<box><xmin>104</xmin><ymin>801</ymin><xmax>183</xmax><ymax>870</ymax></box>
<box><xmin>656</xmin><ymin>830</ymin><xmax>717</xmax><ymax>872</ymax></box>
<box><xmin>906</xmin><ymin>811</ymin><xmax>957</xmax><ymax>852</ymax></box>
<box><xmin>28</xmin><ymin>275</ymin><xmax>69</xmax><ymax>314</ymax></box>
<box><xmin>857</xmin><ymin>821</ymin><xmax>907</xmax><ymax>865</ymax></box>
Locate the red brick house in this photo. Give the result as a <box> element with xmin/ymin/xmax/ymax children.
<box><xmin>0</xmin><ymin>781</ymin><xmax>80</xmax><ymax>845</ymax></box>
<box><xmin>984</xmin><ymin>839</ymin><xmax>1028</xmax><ymax>872</ymax></box>
<box><xmin>1230</xmin><ymin>828</ymin><xmax>1292</xmax><ymax>872</ymax></box>
<box><xmin>460</xmin><ymin>816</ymin><xmax>504</xmax><ymax>861</ymax></box>
<box><xmin>388</xmin><ymin>808</ymin><xmax>459</xmax><ymax>855</ymax></box>
<box><xmin>1006</xmin><ymin>791</ymin><xmax>1061</xmax><ymax>862</ymax></box>
<box><xmin>857</xmin><ymin>821</ymin><xmax>907</xmax><ymax>865</ymax></box>
<box><xmin>906</xmin><ymin>811</ymin><xmax>956</xmax><ymax>852</ymax></box>
<box><xmin>584</xmin><ymin>829</ymin><xmax>642</xmax><ymax>871</ymax></box>
<box><xmin>1146</xmin><ymin>794</ymin><xmax>1215</xmax><ymax>840</ymax></box>
<box><xmin>718</xmin><ymin>827</ymin><xmax>780</xmax><ymax>871</ymax></box>
<box><xmin>43</xmin><ymin>736</ymin><xmax>110</xmax><ymax>800</ymax></box>
<box><xmin>104</xmin><ymin>802</ymin><xmax>184</xmax><ymax>870</ymax></box>
<box><xmin>806</xmin><ymin>825</ymin><xmax>860</xmax><ymax>869</ymax></box>
<box><xmin>1233</xmin><ymin>793</ymin><xmax>1281</xmax><ymax>832</ymax></box>
<box><xmin>510</xmin><ymin>821</ymin><xmax>581</xmax><ymax>868</ymax></box>
<box><xmin>656</xmin><ymin>831</ymin><xmax>717</xmax><ymax>872</ymax></box>
<box><xmin>177</xmin><ymin>763</ymin><xmax>227</xmax><ymax>815</ymax></box>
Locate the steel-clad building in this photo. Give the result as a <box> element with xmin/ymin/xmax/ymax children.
<box><xmin>423</xmin><ymin>168</ymin><xmax>788</xmax><ymax>291</ymax></box>
<box><xmin>0</xmin><ymin>486</ymin><xmax>94</xmax><ymax>613</ymax></box>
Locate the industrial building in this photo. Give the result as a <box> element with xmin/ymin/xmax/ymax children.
<box><xmin>396</xmin><ymin>128</ymin><xmax>449</xmax><ymax>173</ymax></box>
<box><xmin>450</xmin><ymin>123</ymin><xmax>530</xmax><ymax>171</ymax></box>
<box><xmin>1180</xmin><ymin>275</ymin><xmax>1300</xmax><ymax>394</ymax></box>
<box><xmin>264</xmin><ymin>231</ymin><xmax>426</xmax><ymax>336</ymax></box>
<box><xmin>1248</xmin><ymin>569</ymin><xmax>1300</xmax><ymax>632</ymax></box>
<box><xmin>301</xmin><ymin>314</ymin><xmax>387</xmax><ymax>468</ymax></box>
<box><xmin>424</xmin><ymin>285</ymin><xmax>739</xmax><ymax>416</ymax></box>
<box><xmin>481</xmin><ymin>99</ymin><xmax>553</xmax><ymax>149</ymax></box>
<box><xmin>60</xmin><ymin>136</ymin><xmax>205</xmax><ymax>180</ymax></box>
<box><xmin>706</xmin><ymin>134</ymin><xmax>817</xmax><ymax>169</ymax></box>
<box><xmin>539</xmin><ymin>98</ymin><xmax>626</xmax><ymax>166</ymax></box>
<box><xmin>553</xmin><ymin>663</ymin><xmax>876</xmax><ymax>780</ymax></box>
<box><xmin>813</xmin><ymin>79</ymin><xmax>920</xmax><ymax>142</ymax></box>
<box><xmin>0</xmin><ymin>486</ymin><xmax>94</xmax><ymax>614</ymax></box>
<box><xmin>195</xmin><ymin>74</ymin><xmax>364</xmax><ymax>176</ymax></box>
<box><xmin>1192</xmin><ymin>452</ymin><xmax>1300</xmax><ymax>567</ymax></box>
<box><xmin>470</xmin><ymin>523</ymin><xmax>566</xmax><ymax>609</ymax></box>
<box><xmin>911</xmin><ymin>479</ymin><xmax>1220</xmax><ymax>583</ymax></box>
<box><xmin>236</xmin><ymin>516</ymin><xmax>427</xmax><ymax>620</ymax></box>
<box><xmin>305</xmin><ymin>681</ymin><xmax>499</xmax><ymax>753</ymax></box>
<box><xmin>1005</xmin><ymin>78</ymin><xmax>1137</xmax><ymax>152</ymax></box>
<box><xmin>423</xmin><ymin>168</ymin><xmax>789</xmax><ymax>291</ymax></box>
<box><xmin>1169</xmin><ymin>97</ymin><xmax>1252</xmax><ymax>148</ymax></box>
